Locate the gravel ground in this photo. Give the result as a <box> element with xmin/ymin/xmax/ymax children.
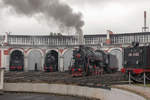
<box><xmin>4</xmin><ymin>71</ymin><xmax>127</xmax><ymax>87</ymax></box>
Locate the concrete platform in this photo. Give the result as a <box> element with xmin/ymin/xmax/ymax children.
<box><xmin>113</xmin><ymin>85</ymin><xmax>150</xmax><ymax>100</ymax></box>
<box><xmin>3</xmin><ymin>83</ymin><xmax>146</xmax><ymax>100</ymax></box>
<box><xmin>0</xmin><ymin>92</ymin><xmax>85</xmax><ymax>100</ymax></box>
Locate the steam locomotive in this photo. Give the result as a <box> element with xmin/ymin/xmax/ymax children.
<box><xmin>70</xmin><ymin>46</ymin><xmax>117</xmax><ymax>77</ymax></box>
<box><xmin>44</xmin><ymin>51</ymin><xmax>58</xmax><ymax>72</ymax></box>
<box><xmin>9</xmin><ymin>50</ymin><xmax>24</xmax><ymax>71</ymax></box>
<box><xmin>121</xmin><ymin>42</ymin><xmax>150</xmax><ymax>82</ymax></box>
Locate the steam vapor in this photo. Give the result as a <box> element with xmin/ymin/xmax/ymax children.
<box><xmin>2</xmin><ymin>0</ymin><xmax>84</xmax><ymax>37</ymax></box>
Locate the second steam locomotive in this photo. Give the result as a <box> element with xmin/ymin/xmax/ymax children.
<box><xmin>70</xmin><ymin>46</ymin><xmax>118</xmax><ymax>77</ymax></box>
<box><xmin>121</xmin><ymin>42</ymin><xmax>150</xmax><ymax>82</ymax></box>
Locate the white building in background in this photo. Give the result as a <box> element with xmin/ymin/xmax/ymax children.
<box><xmin>0</xmin><ymin>32</ymin><xmax>150</xmax><ymax>71</ymax></box>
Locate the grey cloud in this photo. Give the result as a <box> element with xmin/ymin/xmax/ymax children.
<box><xmin>2</xmin><ymin>0</ymin><xmax>84</xmax><ymax>34</ymax></box>
<box><xmin>67</xmin><ymin>0</ymin><xmax>148</xmax><ymax>6</ymax></box>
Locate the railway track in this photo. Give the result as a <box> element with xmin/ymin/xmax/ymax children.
<box><xmin>4</xmin><ymin>71</ymin><xmax>128</xmax><ymax>88</ymax></box>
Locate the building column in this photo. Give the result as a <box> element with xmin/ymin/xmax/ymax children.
<box><xmin>59</xmin><ymin>56</ymin><xmax>64</xmax><ymax>72</ymax></box>
<box><xmin>2</xmin><ymin>49</ymin><xmax>10</xmax><ymax>71</ymax></box>
<box><xmin>5</xmin><ymin>55</ymin><xmax>10</xmax><ymax>71</ymax></box>
<box><xmin>41</xmin><ymin>55</ymin><xmax>44</xmax><ymax>71</ymax></box>
<box><xmin>0</xmin><ymin>49</ymin><xmax>4</xmax><ymax>69</ymax></box>
<box><xmin>24</xmin><ymin>55</ymin><xmax>28</xmax><ymax>72</ymax></box>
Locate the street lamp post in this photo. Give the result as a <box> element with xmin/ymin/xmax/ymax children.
<box><xmin>0</xmin><ymin>68</ymin><xmax>5</xmax><ymax>94</ymax></box>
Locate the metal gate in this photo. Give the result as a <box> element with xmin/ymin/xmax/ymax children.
<box><xmin>27</xmin><ymin>50</ymin><xmax>42</xmax><ymax>71</ymax></box>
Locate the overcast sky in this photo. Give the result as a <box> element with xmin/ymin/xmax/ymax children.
<box><xmin>0</xmin><ymin>0</ymin><xmax>150</xmax><ymax>35</ymax></box>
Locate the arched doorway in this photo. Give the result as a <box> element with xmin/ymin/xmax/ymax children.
<box><xmin>9</xmin><ymin>50</ymin><xmax>24</xmax><ymax>71</ymax></box>
<box><xmin>63</xmin><ymin>49</ymin><xmax>73</xmax><ymax>71</ymax></box>
<box><xmin>44</xmin><ymin>50</ymin><xmax>58</xmax><ymax>72</ymax></box>
<box><xmin>109</xmin><ymin>49</ymin><xmax>123</xmax><ymax>70</ymax></box>
<box><xmin>27</xmin><ymin>50</ymin><xmax>42</xmax><ymax>71</ymax></box>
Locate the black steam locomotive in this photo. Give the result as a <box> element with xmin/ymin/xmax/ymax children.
<box><xmin>44</xmin><ymin>50</ymin><xmax>58</xmax><ymax>72</ymax></box>
<box><xmin>9</xmin><ymin>50</ymin><xmax>24</xmax><ymax>71</ymax></box>
<box><xmin>70</xmin><ymin>46</ymin><xmax>117</xmax><ymax>77</ymax></box>
<box><xmin>121</xmin><ymin>42</ymin><xmax>150</xmax><ymax>82</ymax></box>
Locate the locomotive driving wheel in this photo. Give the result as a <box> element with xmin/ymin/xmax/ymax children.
<box><xmin>130</xmin><ymin>73</ymin><xmax>144</xmax><ymax>83</ymax></box>
<box><xmin>130</xmin><ymin>72</ymin><xmax>150</xmax><ymax>83</ymax></box>
<box><xmin>146</xmin><ymin>73</ymin><xmax>150</xmax><ymax>82</ymax></box>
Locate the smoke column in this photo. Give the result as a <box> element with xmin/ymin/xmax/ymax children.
<box><xmin>2</xmin><ymin>0</ymin><xmax>84</xmax><ymax>44</ymax></box>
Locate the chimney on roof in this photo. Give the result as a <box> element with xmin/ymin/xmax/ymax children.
<box><xmin>106</xmin><ymin>30</ymin><xmax>113</xmax><ymax>45</ymax></box>
<box><xmin>142</xmin><ymin>11</ymin><xmax>149</xmax><ymax>32</ymax></box>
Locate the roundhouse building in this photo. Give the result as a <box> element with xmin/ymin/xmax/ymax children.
<box><xmin>0</xmin><ymin>32</ymin><xmax>150</xmax><ymax>71</ymax></box>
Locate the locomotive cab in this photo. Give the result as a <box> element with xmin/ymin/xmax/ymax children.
<box><xmin>122</xmin><ymin>42</ymin><xmax>150</xmax><ymax>82</ymax></box>
<box><xmin>124</xmin><ymin>46</ymin><xmax>150</xmax><ymax>70</ymax></box>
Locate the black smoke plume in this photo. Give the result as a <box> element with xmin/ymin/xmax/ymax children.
<box><xmin>2</xmin><ymin>0</ymin><xmax>84</xmax><ymax>37</ymax></box>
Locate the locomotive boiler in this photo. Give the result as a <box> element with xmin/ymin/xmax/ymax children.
<box><xmin>70</xmin><ymin>46</ymin><xmax>115</xmax><ymax>77</ymax></box>
<box><xmin>44</xmin><ymin>50</ymin><xmax>58</xmax><ymax>72</ymax></box>
<box><xmin>121</xmin><ymin>42</ymin><xmax>150</xmax><ymax>82</ymax></box>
